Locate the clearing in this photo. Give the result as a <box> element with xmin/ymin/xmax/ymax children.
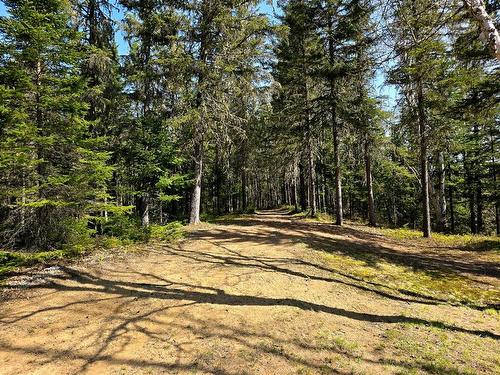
<box><xmin>1</xmin><ymin>210</ymin><xmax>499</xmax><ymax>374</ymax></box>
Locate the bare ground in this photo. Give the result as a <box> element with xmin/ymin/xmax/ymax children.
<box><xmin>1</xmin><ymin>210</ymin><xmax>499</xmax><ymax>375</ymax></box>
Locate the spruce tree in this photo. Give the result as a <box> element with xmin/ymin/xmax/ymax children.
<box><xmin>0</xmin><ymin>0</ymin><xmax>111</xmax><ymax>248</ymax></box>
<box><xmin>119</xmin><ymin>0</ymin><xmax>186</xmax><ymax>227</ymax></box>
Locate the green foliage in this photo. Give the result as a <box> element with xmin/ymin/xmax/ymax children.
<box><xmin>0</xmin><ymin>0</ymin><xmax>111</xmax><ymax>249</ymax></box>
<box><xmin>0</xmin><ymin>0</ymin><xmax>498</xmax><ymax>263</ymax></box>
<box><xmin>0</xmin><ymin>249</ymin><xmax>69</xmax><ymax>277</ymax></box>
<box><xmin>102</xmin><ymin>215</ymin><xmax>150</xmax><ymax>242</ymax></box>
<box><xmin>149</xmin><ymin>222</ymin><xmax>185</xmax><ymax>242</ymax></box>
<box><xmin>376</xmin><ymin>227</ymin><xmax>500</xmax><ymax>251</ymax></box>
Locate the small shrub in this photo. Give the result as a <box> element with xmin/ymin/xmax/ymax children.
<box><xmin>102</xmin><ymin>215</ymin><xmax>150</xmax><ymax>242</ymax></box>
<box><xmin>0</xmin><ymin>249</ymin><xmax>69</xmax><ymax>277</ymax></box>
<box><xmin>150</xmin><ymin>221</ymin><xmax>185</xmax><ymax>241</ymax></box>
<box><xmin>95</xmin><ymin>236</ymin><xmax>123</xmax><ymax>249</ymax></box>
<box><xmin>61</xmin><ymin>218</ymin><xmax>94</xmax><ymax>255</ymax></box>
<box><xmin>242</xmin><ymin>206</ymin><xmax>256</xmax><ymax>214</ymax></box>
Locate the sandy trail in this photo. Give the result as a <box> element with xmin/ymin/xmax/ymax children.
<box><xmin>0</xmin><ymin>210</ymin><xmax>498</xmax><ymax>374</ymax></box>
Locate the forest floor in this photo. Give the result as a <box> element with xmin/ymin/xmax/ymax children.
<box><xmin>1</xmin><ymin>210</ymin><xmax>499</xmax><ymax>375</ymax></box>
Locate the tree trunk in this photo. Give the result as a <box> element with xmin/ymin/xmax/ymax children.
<box><xmin>417</xmin><ymin>79</ymin><xmax>431</xmax><ymax>237</ymax></box>
<box><xmin>448</xmin><ymin>175</ymin><xmax>455</xmax><ymax>233</ymax></box>
<box><xmin>215</xmin><ymin>148</ymin><xmax>222</xmax><ymax>215</ymax></box>
<box><xmin>189</xmin><ymin>135</ymin><xmax>203</xmax><ymax>224</ymax></box>
<box><xmin>492</xmin><ymin>136</ymin><xmax>500</xmax><ymax>235</ymax></box>
<box><xmin>138</xmin><ymin>194</ymin><xmax>149</xmax><ymax>227</ymax></box>
<box><xmin>465</xmin><ymin>153</ymin><xmax>478</xmax><ymax>234</ymax></box>
<box><xmin>470</xmin><ymin>188</ymin><xmax>478</xmax><ymax>234</ymax></box>
<box><xmin>321</xmin><ymin>168</ymin><xmax>327</xmax><ymax>213</ymax></box>
<box><xmin>477</xmin><ymin>181</ymin><xmax>483</xmax><ymax>233</ymax></box>
<box><xmin>436</xmin><ymin>152</ymin><xmax>447</xmax><ymax>231</ymax></box>
<box><xmin>449</xmin><ymin>191</ymin><xmax>455</xmax><ymax>233</ymax></box>
<box><xmin>308</xmin><ymin>136</ymin><xmax>317</xmax><ymax>216</ymax></box>
<box><xmin>464</xmin><ymin>0</ymin><xmax>500</xmax><ymax>60</ymax></box>
<box><xmin>299</xmin><ymin>161</ymin><xmax>307</xmax><ymax>211</ymax></box>
<box><xmin>333</xmin><ymin>119</ymin><xmax>343</xmax><ymax>225</ymax></box>
<box><xmin>294</xmin><ymin>163</ymin><xmax>299</xmax><ymax>212</ymax></box>
<box><xmin>327</xmin><ymin>15</ymin><xmax>343</xmax><ymax>225</ymax></box>
<box><xmin>364</xmin><ymin>136</ymin><xmax>376</xmax><ymax>226</ymax></box>
<box><xmin>241</xmin><ymin>167</ymin><xmax>247</xmax><ymax>212</ymax></box>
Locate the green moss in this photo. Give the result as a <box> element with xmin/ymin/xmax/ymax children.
<box><xmin>384</xmin><ymin>324</ymin><xmax>497</xmax><ymax>375</ymax></box>
<box><xmin>201</xmin><ymin>212</ymin><xmax>248</xmax><ymax>222</ymax></box>
<box><xmin>95</xmin><ymin>236</ymin><xmax>124</xmax><ymax>249</ymax></box>
<box><xmin>376</xmin><ymin>227</ymin><xmax>500</xmax><ymax>252</ymax></box>
<box><xmin>321</xmin><ymin>251</ymin><xmax>500</xmax><ymax>307</ymax></box>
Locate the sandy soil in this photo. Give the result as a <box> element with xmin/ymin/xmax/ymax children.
<box><xmin>1</xmin><ymin>210</ymin><xmax>499</xmax><ymax>375</ymax></box>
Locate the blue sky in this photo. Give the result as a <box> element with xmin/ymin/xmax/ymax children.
<box><xmin>0</xmin><ymin>0</ymin><xmax>395</xmax><ymax>109</ymax></box>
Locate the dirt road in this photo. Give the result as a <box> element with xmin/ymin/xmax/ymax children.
<box><xmin>1</xmin><ymin>210</ymin><xmax>499</xmax><ymax>374</ymax></box>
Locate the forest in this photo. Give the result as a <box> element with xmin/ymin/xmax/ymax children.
<box><xmin>0</xmin><ymin>0</ymin><xmax>498</xmax><ymax>251</ymax></box>
<box><xmin>0</xmin><ymin>1</ymin><xmax>499</xmax><ymax>374</ymax></box>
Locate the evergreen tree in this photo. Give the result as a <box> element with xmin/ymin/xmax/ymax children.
<box><xmin>119</xmin><ymin>0</ymin><xmax>186</xmax><ymax>227</ymax></box>
<box><xmin>184</xmin><ymin>0</ymin><xmax>269</xmax><ymax>223</ymax></box>
<box><xmin>387</xmin><ymin>0</ymin><xmax>454</xmax><ymax>237</ymax></box>
<box><xmin>0</xmin><ymin>0</ymin><xmax>111</xmax><ymax>248</ymax></box>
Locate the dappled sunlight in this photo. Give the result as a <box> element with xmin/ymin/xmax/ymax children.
<box><xmin>1</xmin><ymin>211</ymin><xmax>499</xmax><ymax>374</ymax></box>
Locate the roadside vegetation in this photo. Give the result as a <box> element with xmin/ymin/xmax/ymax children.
<box><xmin>0</xmin><ymin>219</ymin><xmax>185</xmax><ymax>279</ymax></box>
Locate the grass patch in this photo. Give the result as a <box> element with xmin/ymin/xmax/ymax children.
<box><xmin>290</xmin><ymin>219</ymin><xmax>500</xmax><ymax>307</ymax></box>
<box><xmin>321</xmin><ymin>251</ymin><xmax>500</xmax><ymax>307</ymax></box>
<box><xmin>1</xmin><ymin>221</ymin><xmax>186</xmax><ymax>279</ymax></box>
<box><xmin>201</xmin><ymin>212</ymin><xmax>249</xmax><ymax>223</ymax></box>
<box><xmin>383</xmin><ymin>324</ymin><xmax>498</xmax><ymax>375</ymax></box>
<box><xmin>0</xmin><ymin>249</ymin><xmax>73</xmax><ymax>278</ymax></box>
<box><xmin>149</xmin><ymin>221</ymin><xmax>185</xmax><ymax>241</ymax></box>
<box><xmin>315</xmin><ymin>330</ymin><xmax>359</xmax><ymax>355</ymax></box>
<box><xmin>374</xmin><ymin>227</ymin><xmax>500</xmax><ymax>252</ymax></box>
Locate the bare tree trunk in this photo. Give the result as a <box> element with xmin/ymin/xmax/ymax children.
<box><xmin>322</xmin><ymin>167</ymin><xmax>327</xmax><ymax>213</ymax></box>
<box><xmin>190</xmin><ymin>135</ymin><xmax>203</xmax><ymax>224</ymax></box>
<box><xmin>327</xmin><ymin>14</ymin><xmax>343</xmax><ymax>225</ymax></box>
<box><xmin>464</xmin><ymin>0</ymin><xmax>500</xmax><ymax>60</ymax></box>
<box><xmin>294</xmin><ymin>163</ymin><xmax>299</xmax><ymax>212</ymax></box>
<box><xmin>472</xmin><ymin>123</ymin><xmax>484</xmax><ymax>233</ymax></box>
<box><xmin>417</xmin><ymin>79</ymin><xmax>431</xmax><ymax>237</ymax></box>
<box><xmin>448</xmin><ymin>184</ymin><xmax>455</xmax><ymax>233</ymax></box>
<box><xmin>364</xmin><ymin>136</ymin><xmax>376</xmax><ymax>226</ymax></box>
<box><xmin>299</xmin><ymin>160</ymin><xmax>306</xmax><ymax>211</ymax></box>
<box><xmin>470</xmin><ymin>189</ymin><xmax>478</xmax><ymax>234</ymax></box>
<box><xmin>333</xmin><ymin>120</ymin><xmax>343</xmax><ymax>225</ymax></box>
<box><xmin>138</xmin><ymin>194</ymin><xmax>149</xmax><ymax>227</ymax></box>
<box><xmin>215</xmin><ymin>147</ymin><xmax>222</xmax><ymax>215</ymax></box>
<box><xmin>465</xmin><ymin>153</ymin><xmax>478</xmax><ymax>234</ymax></box>
<box><xmin>241</xmin><ymin>167</ymin><xmax>247</xmax><ymax>212</ymax></box>
<box><xmin>308</xmin><ymin>137</ymin><xmax>317</xmax><ymax>216</ymax></box>
<box><xmin>189</xmin><ymin>3</ymin><xmax>210</xmax><ymax>224</ymax></box>
<box><xmin>492</xmin><ymin>136</ymin><xmax>500</xmax><ymax>235</ymax></box>
<box><xmin>477</xmin><ymin>180</ymin><xmax>484</xmax><ymax>233</ymax></box>
<box><xmin>436</xmin><ymin>152</ymin><xmax>447</xmax><ymax>231</ymax></box>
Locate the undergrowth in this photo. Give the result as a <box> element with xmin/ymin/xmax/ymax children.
<box><xmin>0</xmin><ymin>219</ymin><xmax>185</xmax><ymax>279</ymax></box>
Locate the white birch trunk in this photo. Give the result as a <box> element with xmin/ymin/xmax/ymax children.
<box><xmin>464</xmin><ymin>0</ymin><xmax>500</xmax><ymax>60</ymax></box>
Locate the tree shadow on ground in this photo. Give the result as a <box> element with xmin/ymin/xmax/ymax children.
<box><xmin>204</xmin><ymin>214</ymin><xmax>500</xmax><ymax>279</ymax></box>
<box><xmin>188</xmin><ymin>212</ymin><xmax>500</xmax><ymax>311</ymax></box>
<box><xmin>3</xmin><ymin>265</ymin><xmax>498</xmax><ymax>339</ymax></box>
<box><xmin>1</xmin><ymin>258</ymin><xmax>496</xmax><ymax>374</ymax></box>
<box><xmin>1</xmin><ymin>211</ymin><xmax>498</xmax><ymax>374</ymax></box>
